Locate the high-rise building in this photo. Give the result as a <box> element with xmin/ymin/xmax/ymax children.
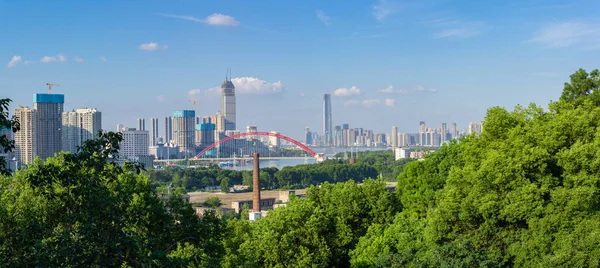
<box><xmin>391</xmin><ymin>126</ymin><xmax>398</xmax><ymax>148</ymax></box>
<box><xmin>323</xmin><ymin>94</ymin><xmax>332</xmax><ymax>146</ymax></box>
<box><xmin>468</xmin><ymin>121</ymin><xmax>482</xmax><ymax>136</ymax></box>
<box><xmin>305</xmin><ymin>126</ymin><xmax>313</xmax><ymax>145</ymax></box>
<box><xmin>440</xmin><ymin>123</ymin><xmax>448</xmax><ymax>143</ymax></box>
<box><xmin>221</xmin><ymin>74</ymin><xmax>236</xmax><ymax>131</ymax></box>
<box><xmin>196</xmin><ymin>123</ymin><xmax>216</xmax><ymax>147</ymax></box>
<box><xmin>451</xmin><ymin>123</ymin><xmax>458</xmax><ymax>140</ymax></box>
<box><xmin>269</xmin><ymin>131</ymin><xmax>280</xmax><ymax>147</ymax></box>
<box><xmin>150</xmin><ymin>118</ymin><xmax>159</xmax><ymax>146</ymax></box>
<box><xmin>246</xmin><ymin>125</ymin><xmax>258</xmax><ymax>141</ymax></box>
<box><xmin>137</xmin><ymin>118</ymin><xmax>146</xmax><ymax>131</ymax></box>
<box><xmin>164</xmin><ymin>116</ymin><xmax>173</xmax><ymax>143</ymax></box>
<box><xmin>419</xmin><ymin>121</ymin><xmax>426</xmax><ymax>146</ymax></box>
<box><xmin>34</xmin><ymin>93</ymin><xmax>64</xmax><ymax>160</ymax></box>
<box><xmin>14</xmin><ymin>107</ymin><xmax>36</xmax><ymax>166</ymax></box>
<box><xmin>172</xmin><ymin>110</ymin><xmax>195</xmax><ymax>157</ymax></box>
<box><xmin>119</xmin><ymin>128</ymin><xmax>149</xmax><ymax>159</ymax></box>
<box><xmin>61</xmin><ymin>108</ymin><xmax>102</xmax><ymax>153</ymax></box>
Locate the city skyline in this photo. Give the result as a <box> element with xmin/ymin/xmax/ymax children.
<box><xmin>4</xmin><ymin>0</ymin><xmax>598</xmax><ymax>138</ymax></box>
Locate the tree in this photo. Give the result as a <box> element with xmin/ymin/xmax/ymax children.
<box><xmin>351</xmin><ymin>69</ymin><xmax>600</xmax><ymax>267</ymax></box>
<box><xmin>224</xmin><ymin>179</ymin><xmax>401</xmax><ymax>267</ymax></box>
<box><xmin>0</xmin><ymin>98</ymin><xmax>19</xmax><ymax>175</ymax></box>
<box><xmin>202</xmin><ymin>197</ymin><xmax>223</xmax><ymax>208</ymax></box>
<box><xmin>220</xmin><ymin>177</ymin><xmax>230</xmax><ymax>193</ymax></box>
<box><xmin>0</xmin><ymin>131</ymin><xmax>226</xmax><ymax>266</ymax></box>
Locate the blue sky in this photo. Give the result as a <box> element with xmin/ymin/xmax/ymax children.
<box><xmin>2</xmin><ymin>0</ymin><xmax>600</xmax><ymax>140</ymax></box>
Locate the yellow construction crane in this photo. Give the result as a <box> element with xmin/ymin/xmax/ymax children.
<box><xmin>189</xmin><ymin>99</ymin><xmax>197</xmax><ymax>110</ymax></box>
<box><xmin>46</xmin><ymin>82</ymin><xmax>60</xmax><ymax>93</ymax></box>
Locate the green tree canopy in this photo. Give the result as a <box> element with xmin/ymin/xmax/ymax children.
<box><xmin>351</xmin><ymin>68</ymin><xmax>600</xmax><ymax>267</ymax></box>
<box><xmin>0</xmin><ymin>131</ymin><xmax>225</xmax><ymax>267</ymax></box>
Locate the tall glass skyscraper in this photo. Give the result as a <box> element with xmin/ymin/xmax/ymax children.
<box><xmin>221</xmin><ymin>73</ymin><xmax>236</xmax><ymax>131</ymax></box>
<box><xmin>323</xmin><ymin>94</ymin><xmax>332</xmax><ymax>146</ymax></box>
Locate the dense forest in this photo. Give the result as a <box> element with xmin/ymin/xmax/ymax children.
<box><xmin>147</xmin><ymin>150</ymin><xmax>412</xmax><ymax>193</ymax></box>
<box><xmin>2</xmin><ymin>69</ymin><xmax>600</xmax><ymax>266</ymax></box>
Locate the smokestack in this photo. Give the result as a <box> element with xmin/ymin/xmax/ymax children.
<box><xmin>253</xmin><ymin>153</ymin><xmax>261</xmax><ymax>212</ymax></box>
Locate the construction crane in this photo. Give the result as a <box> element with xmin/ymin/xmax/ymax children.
<box><xmin>46</xmin><ymin>82</ymin><xmax>60</xmax><ymax>93</ymax></box>
<box><xmin>189</xmin><ymin>99</ymin><xmax>197</xmax><ymax>111</ymax></box>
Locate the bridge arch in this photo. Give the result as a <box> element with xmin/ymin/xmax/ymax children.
<box><xmin>192</xmin><ymin>131</ymin><xmax>318</xmax><ymax>160</ymax></box>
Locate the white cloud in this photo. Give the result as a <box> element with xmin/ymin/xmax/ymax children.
<box><xmin>373</xmin><ymin>0</ymin><xmax>396</xmax><ymax>21</ymax></box>
<box><xmin>40</xmin><ymin>54</ymin><xmax>67</xmax><ymax>63</ymax></box>
<box><xmin>231</xmin><ymin>77</ymin><xmax>283</xmax><ymax>94</ymax></box>
<box><xmin>140</xmin><ymin>42</ymin><xmax>167</xmax><ymax>51</ymax></box>
<box><xmin>385</xmin><ymin>98</ymin><xmax>396</xmax><ymax>107</ymax></box>
<box><xmin>377</xmin><ymin>85</ymin><xmax>437</xmax><ymax>94</ymax></box>
<box><xmin>188</xmin><ymin>89</ymin><xmax>203</xmax><ymax>97</ymax></box>
<box><xmin>316</xmin><ymin>10</ymin><xmax>331</xmax><ymax>26</ymax></box>
<box><xmin>376</xmin><ymin>85</ymin><xmax>395</xmax><ymax>94</ymax></box>
<box><xmin>345</xmin><ymin>99</ymin><xmax>382</xmax><ymax>108</ymax></box>
<box><xmin>205</xmin><ymin>13</ymin><xmax>240</xmax><ymax>26</ymax></box>
<box><xmin>529</xmin><ymin>21</ymin><xmax>600</xmax><ymax>48</ymax></box>
<box><xmin>415</xmin><ymin>85</ymin><xmax>437</xmax><ymax>92</ymax></box>
<box><xmin>156</xmin><ymin>95</ymin><xmax>166</xmax><ymax>103</ymax></box>
<box><xmin>74</xmin><ymin>57</ymin><xmax>84</xmax><ymax>63</ymax></box>
<box><xmin>6</xmin><ymin>56</ymin><xmax>22</xmax><ymax>68</ymax></box>
<box><xmin>100</xmin><ymin>56</ymin><xmax>107</xmax><ymax>62</ymax></box>
<box><xmin>333</xmin><ymin>86</ymin><xmax>361</xmax><ymax>97</ymax></box>
<box><xmin>164</xmin><ymin>13</ymin><xmax>240</xmax><ymax>27</ymax></box>
<box><xmin>199</xmin><ymin>77</ymin><xmax>284</xmax><ymax>96</ymax></box>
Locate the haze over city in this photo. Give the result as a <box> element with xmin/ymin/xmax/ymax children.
<box><xmin>3</xmin><ymin>0</ymin><xmax>600</xmax><ymax>139</ymax></box>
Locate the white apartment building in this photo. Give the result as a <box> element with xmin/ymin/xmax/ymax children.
<box><xmin>120</xmin><ymin>128</ymin><xmax>149</xmax><ymax>159</ymax></box>
<box><xmin>62</xmin><ymin>108</ymin><xmax>102</xmax><ymax>153</ymax></box>
<box><xmin>395</xmin><ymin>147</ymin><xmax>413</xmax><ymax>160</ymax></box>
<box><xmin>14</xmin><ymin>107</ymin><xmax>36</xmax><ymax>166</ymax></box>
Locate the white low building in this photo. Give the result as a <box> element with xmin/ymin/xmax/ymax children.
<box><xmin>395</xmin><ymin>147</ymin><xmax>413</xmax><ymax>160</ymax></box>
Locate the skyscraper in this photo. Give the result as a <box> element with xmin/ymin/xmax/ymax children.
<box><xmin>468</xmin><ymin>121</ymin><xmax>482</xmax><ymax>136</ymax></box>
<box><xmin>451</xmin><ymin>123</ymin><xmax>458</xmax><ymax>140</ymax></box>
<box><xmin>391</xmin><ymin>126</ymin><xmax>398</xmax><ymax>148</ymax></box>
<box><xmin>164</xmin><ymin>116</ymin><xmax>173</xmax><ymax>143</ymax></box>
<box><xmin>150</xmin><ymin>118</ymin><xmax>159</xmax><ymax>146</ymax></box>
<box><xmin>34</xmin><ymin>93</ymin><xmax>64</xmax><ymax>160</ymax></box>
<box><xmin>172</xmin><ymin>110</ymin><xmax>195</xmax><ymax>157</ymax></box>
<box><xmin>221</xmin><ymin>73</ymin><xmax>236</xmax><ymax>131</ymax></box>
<box><xmin>61</xmin><ymin>108</ymin><xmax>102</xmax><ymax>153</ymax></box>
<box><xmin>137</xmin><ymin>118</ymin><xmax>146</xmax><ymax>131</ymax></box>
<box><xmin>419</xmin><ymin>121</ymin><xmax>426</xmax><ymax>146</ymax></box>
<box><xmin>440</xmin><ymin>123</ymin><xmax>448</xmax><ymax>143</ymax></box>
<box><xmin>305</xmin><ymin>126</ymin><xmax>313</xmax><ymax>145</ymax></box>
<box><xmin>14</xmin><ymin>107</ymin><xmax>36</xmax><ymax>166</ymax></box>
<box><xmin>323</xmin><ymin>94</ymin><xmax>332</xmax><ymax>146</ymax></box>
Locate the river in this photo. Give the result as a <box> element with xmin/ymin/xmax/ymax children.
<box><xmin>227</xmin><ymin>147</ymin><xmax>390</xmax><ymax>171</ymax></box>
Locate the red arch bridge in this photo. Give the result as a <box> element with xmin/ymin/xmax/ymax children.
<box><xmin>190</xmin><ymin>131</ymin><xmax>324</xmax><ymax>162</ymax></box>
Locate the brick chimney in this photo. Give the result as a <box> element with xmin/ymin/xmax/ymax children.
<box><xmin>253</xmin><ymin>153</ymin><xmax>261</xmax><ymax>212</ymax></box>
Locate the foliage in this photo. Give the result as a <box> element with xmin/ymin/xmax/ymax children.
<box><xmin>0</xmin><ymin>98</ymin><xmax>19</xmax><ymax>175</ymax></box>
<box><xmin>351</xmin><ymin>68</ymin><xmax>600</xmax><ymax>267</ymax></box>
<box><xmin>147</xmin><ymin>161</ymin><xmax>378</xmax><ymax>192</ymax></box>
<box><xmin>202</xmin><ymin>197</ymin><xmax>223</xmax><ymax>208</ymax></box>
<box><xmin>222</xmin><ymin>179</ymin><xmax>401</xmax><ymax>267</ymax></box>
<box><xmin>332</xmin><ymin>150</ymin><xmax>416</xmax><ymax>181</ymax></box>
<box><xmin>0</xmin><ymin>131</ymin><xmax>226</xmax><ymax>266</ymax></box>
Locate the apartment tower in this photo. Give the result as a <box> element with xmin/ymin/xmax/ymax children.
<box><xmin>34</xmin><ymin>93</ymin><xmax>64</xmax><ymax>160</ymax></box>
